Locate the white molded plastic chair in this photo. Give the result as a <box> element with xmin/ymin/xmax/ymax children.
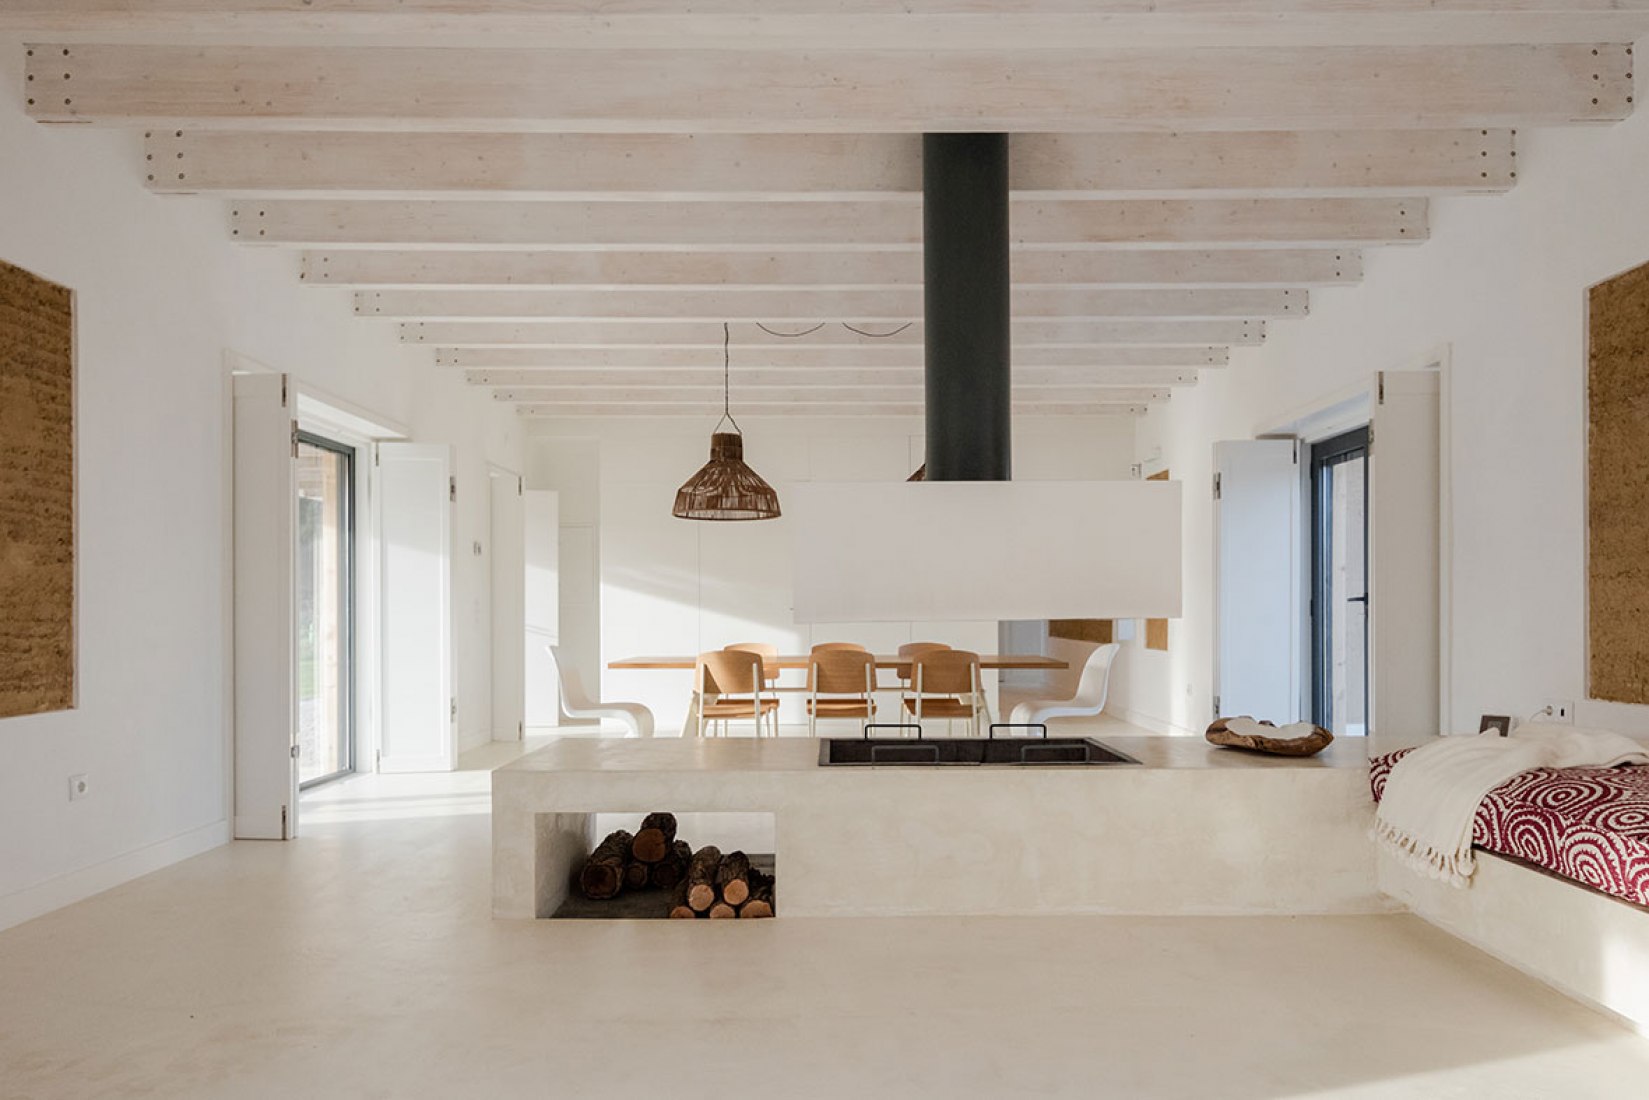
<box><xmin>547</xmin><ymin>645</ymin><xmax>654</xmax><ymax>738</ymax></box>
<box><xmin>1008</xmin><ymin>643</ymin><xmax>1120</xmax><ymax>729</ymax></box>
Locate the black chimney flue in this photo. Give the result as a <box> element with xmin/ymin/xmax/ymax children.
<box><xmin>923</xmin><ymin>133</ymin><xmax>1011</xmax><ymax>482</ymax></box>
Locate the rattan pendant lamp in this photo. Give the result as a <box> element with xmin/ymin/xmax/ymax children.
<box><xmin>672</xmin><ymin>323</ymin><xmax>781</xmax><ymax>521</ymax></box>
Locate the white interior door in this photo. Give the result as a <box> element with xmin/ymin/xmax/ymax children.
<box><xmin>1214</xmin><ymin>439</ymin><xmax>1302</xmax><ymax>724</ymax></box>
<box><xmin>524</xmin><ymin>490</ymin><xmax>561</xmax><ymax>727</ymax></box>
<box><xmin>232</xmin><ymin>371</ymin><xmax>298</xmax><ymax>839</ymax></box>
<box><xmin>378</xmin><ymin>442</ymin><xmax>455</xmax><ymax>772</ymax></box>
<box><xmin>491</xmin><ymin>471</ymin><xmax>526</xmax><ymax>741</ymax></box>
<box><xmin>1370</xmin><ymin>371</ymin><xmax>1441</xmax><ymax>738</ymax></box>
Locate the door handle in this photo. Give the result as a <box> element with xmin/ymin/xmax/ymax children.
<box><xmin>1346</xmin><ymin>595</ymin><xmax>1368</xmax><ymax>604</ymax></box>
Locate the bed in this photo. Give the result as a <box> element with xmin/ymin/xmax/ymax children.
<box><xmin>1371</xmin><ymin>748</ymin><xmax>1649</xmax><ymax>909</ymax></box>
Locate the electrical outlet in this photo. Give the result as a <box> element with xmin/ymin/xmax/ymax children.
<box><xmin>1544</xmin><ymin>701</ymin><xmax>1574</xmax><ymax>723</ymax></box>
<box><xmin>68</xmin><ymin>773</ymin><xmax>88</xmax><ymax>801</ymax></box>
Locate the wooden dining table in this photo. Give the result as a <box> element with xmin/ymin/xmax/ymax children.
<box><xmin>608</xmin><ymin>653</ymin><xmax>1068</xmax><ymax>737</ymax></box>
<box><xmin>609</xmin><ymin>654</ymin><xmax>1067</xmax><ymax>672</ymax></box>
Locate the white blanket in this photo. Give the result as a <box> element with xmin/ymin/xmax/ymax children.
<box><xmin>1375</xmin><ymin>723</ymin><xmax>1649</xmax><ymax>887</ymax></box>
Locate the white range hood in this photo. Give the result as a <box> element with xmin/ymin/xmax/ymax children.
<box><xmin>789</xmin><ymin>479</ymin><xmax>1182</xmax><ymax>624</ymax></box>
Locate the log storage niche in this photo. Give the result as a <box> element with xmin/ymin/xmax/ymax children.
<box><xmin>555</xmin><ymin>812</ymin><xmax>776</xmax><ymax>920</ymax></box>
<box><xmin>0</xmin><ymin>258</ymin><xmax>74</xmax><ymax>719</ymax></box>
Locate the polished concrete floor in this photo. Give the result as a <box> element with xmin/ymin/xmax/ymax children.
<box><xmin>2</xmin><ymin>739</ymin><xmax>1648</xmax><ymax>1099</ymax></box>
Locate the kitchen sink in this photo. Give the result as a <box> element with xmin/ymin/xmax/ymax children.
<box><xmin>818</xmin><ymin>737</ymin><xmax>1141</xmax><ymax>767</ymax></box>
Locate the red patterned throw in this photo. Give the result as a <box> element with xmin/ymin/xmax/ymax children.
<box><xmin>1372</xmin><ymin>748</ymin><xmax>1649</xmax><ymax>908</ymax></box>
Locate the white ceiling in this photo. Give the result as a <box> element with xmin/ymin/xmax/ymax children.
<box><xmin>5</xmin><ymin>2</ymin><xmax>1641</xmax><ymax>418</ymax></box>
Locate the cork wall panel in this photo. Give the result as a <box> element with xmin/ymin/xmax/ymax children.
<box><xmin>1049</xmin><ymin>619</ymin><xmax>1114</xmax><ymax>644</ymax></box>
<box><xmin>1144</xmin><ymin>469</ymin><xmax>1171</xmax><ymax>651</ymax></box>
<box><xmin>1589</xmin><ymin>259</ymin><xmax>1649</xmax><ymax>704</ymax></box>
<box><xmin>0</xmin><ymin>259</ymin><xmax>74</xmax><ymax>718</ymax></box>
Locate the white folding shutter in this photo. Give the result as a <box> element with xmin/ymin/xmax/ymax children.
<box><xmin>1214</xmin><ymin>439</ymin><xmax>1302</xmax><ymax>724</ymax></box>
<box><xmin>1369</xmin><ymin>371</ymin><xmax>1441</xmax><ymax>738</ymax></box>
<box><xmin>378</xmin><ymin>443</ymin><xmax>456</xmax><ymax>772</ymax></box>
<box><xmin>490</xmin><ymin>473</ymin><xmax>527</xmax><ymax>742</ymax></box>
<box><xmin>523</xmin><ymin>490</ymin><xmax>561</xmax><ymax>728</ymax></box>
<box><xmin>232</xmin><ymin>372</ymin><xmax>298</xmax><ymax>839</ymax></box>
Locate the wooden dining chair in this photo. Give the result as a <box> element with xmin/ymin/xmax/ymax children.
<box><xmin>724</xmin><ymin>642</ymin><xmax>781</xmax><ymax>735</ymax></box>
<box><xmin>806</xmin><ymin>648</ymin><xmax>879</xmax><ymax>737</ymax></box>
<box><xmin>893</xmin><ymin>641</ymin><xmax>951</xmax><ymax>685</ymax></box>
<box><xmin>694</xmin><ymin>649</ymin><xmax>778</xmax><ymax>739</ymax></box>
<box><xmin>810</xmin><ymin>641</ymin><xmax>869</xmax><ymax>654</ymax></box>
<box><xmin>904</xmin><ymin>649</ymin><xmax>986</xmax><ymax>737</ymax></box>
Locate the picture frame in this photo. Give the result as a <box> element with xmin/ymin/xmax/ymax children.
<box><xmin>1478</xmin><ymin>714</ymin><xmax>1512</xmax><ymax>737</ymax></box>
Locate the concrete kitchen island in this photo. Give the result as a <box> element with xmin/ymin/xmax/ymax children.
<box><xmin>492</xmin><ymin>736</ymin><xmax>1388</xmax><ymax>919</ymax></box>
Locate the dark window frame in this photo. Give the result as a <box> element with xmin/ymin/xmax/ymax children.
<box><xmin>1310</xmin><ymin>425</ymin><xmax>1370</xmax><ymax>731</ymax></box>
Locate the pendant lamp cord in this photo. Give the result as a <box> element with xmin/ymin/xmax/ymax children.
<box><xmin>754</xmin><ymin>321</ymin><xmax>913</xmax><ymax>339</ymax></box>
<box><xmin>714</xmin><ymin>320</ymin><xmax>913</xmax><ymax>434</ymax></box>
<box><xmin>715</xmin><ymin>321</ymin><xmax>741</xmax><ymax>436</ymax></box>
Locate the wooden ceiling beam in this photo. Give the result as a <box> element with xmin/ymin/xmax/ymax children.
<box><xmin>6</xmin><ymin>4</ymin><xmax>1649</xmax><ymax>51</ymax></box>
<box><xmin>26</xmin><ymin>44</ymin><xmax>1631</xmax><ymax>131</ymax></box>
<box><xmin>439</xmin><ymin>346</ymin><xmax>1226</xmax><ymax>370</ymax></box>
<box><xmin>143</xmin><ymin>130</ymin><xmax>1516</xmax><ymax>199</ymax></box>
<box><xmin>465</xmin><ymin>367</ymin><xmax>1201</xmax><ymax>388</ymax></box>
<box><xmin>400</xmin><ymin>319</ymin><xmax>1265</xmax><ymax>347</ymax></box>
<box><xmin>486</xmin><ymin>384</ymin><xmax>1172</xmax><ymax>405</ymax></box>
<box><xmin>230</xmin><ymin>198</ymin><xmax>1426</xmax><ymax>249</ymax></box>
<box><xmin>512</xmin><ymin>402</ymin><xmax>1150</xmax><ymax>418</ymax></box>
<box><xmin>353</xmin><ymin>287</ymin><xmax>1306</xmax><ymax>321</ymax></box>
<box><xmin>302</xmin><ymin>248</ymin><xmax>1360</xmax><ymax>289</ymax></box>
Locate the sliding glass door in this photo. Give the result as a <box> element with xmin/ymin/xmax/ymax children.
<box><xmin>296</xmin><ymin>434</ymin><xmax>355</xmax><ymax>788</ymax></box>
<box><xmin>1310</xmin><ymin>427</ymin><xmax>1370</xmax><ymax>735</ymax></box>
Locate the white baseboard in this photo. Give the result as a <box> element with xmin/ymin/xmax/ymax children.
<box><xmin>0</xmin><ymin>819</ymin><xmax>230</xmax><ymax>934</ymax></box>
<box><xmin>1109</xmin><ymin>704</ymin><xmax>1199</xmax><ymax>738</ymax></box>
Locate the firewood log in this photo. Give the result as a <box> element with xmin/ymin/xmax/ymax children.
<box><xmin>715</xmin><ymin>850</ymin><xmax>753</xmax><ymax>907</ymax></box>
<box><xmin>738</xmin><ymin>897</ymin><xmax>774</xmax><ymax>920</ymax></box>
<box><xmin>650</xmin><ymin>839</ymin><xmax>693</xmax><ymax>890</ymax></box>
<box><xmin>686</xmin><ymin>845</ymin><xmax>723</xmax><ymax>912</ymax></box>
<box><xmin>739</xmin><ymin>872</ymin><xmax>775</xmax><ymax>919</ymax></box>
<box><xmin>708</xmin><ymin>902</ymin><xmax>737</xmax><ymax>919</ymax></box>
<box><xmin>578</xmin><ymin>829</ymin><xmax>634</xmax><ymax>900</ymax></box>
<box><xmin>622</xmin><ymin>859</ymin><xmax>650</xmax><ymax>891</ymax></box>
<box><xmin>667</xmin><ymin>883</ymin><xmax>697</xmax><ymax>919</ymax></box>
<box><xmin>631</xmin><ymin>812</ymin><xmax>678</xmax><ymax>863</ymax></box>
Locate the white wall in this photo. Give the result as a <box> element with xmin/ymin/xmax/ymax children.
<box><xmin>1108</xmin><ymin>100</ymin><xmax>1649</xmax><ymax>738</ymax></box>
<box><xmin>530</xmin><ymin>436</ymin><xmax>601</xmax><ymax>728</ymax></box>
<box><xmin>528</xmin><ymin>415</ymin><xmax>1136</xmax><ymax>733</ymax></box>
<box><xmin>0</xmin><ymin>52</ymin><xmax>523</xmax><ymax>928</ymax></box>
